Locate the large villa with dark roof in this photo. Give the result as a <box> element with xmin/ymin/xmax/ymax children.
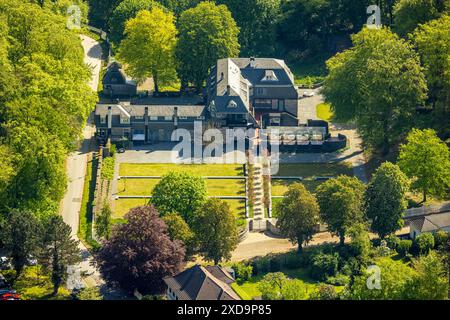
<box><xmin>94</xmin><ymin>58</ymin><xmax>346</xmax><ymax>151</ymax></box>
<box><xmin>206</xmin><ymin>57</ymin><xmax>300</xmax><ymax>129</ymax></box>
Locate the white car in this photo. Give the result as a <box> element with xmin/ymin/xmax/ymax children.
<box><xmin>303</xmin><ymin>91</ymin><xmax>315</xmax><ymax>97</ymax></box>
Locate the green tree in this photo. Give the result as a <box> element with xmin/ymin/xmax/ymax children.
<box><xmin>95</xmin><ymin>203</ymin><xmax>112</xmax><ymax>240</ymax></box>
<box><xmin>405</xmin><ymin>251</ymin><xmax>449</xmax><ymax>300</ymax></box>
<box><xmin>156</xmin><ymin>0</ymin><xmax>201</xmax><ymax>15</ymax></box>
<box><xmin>176</xmin><ymin>1</ymin><xmax>240</xmax><ymax>92</ymax></box>
<box><xmin>216</xmin><ymin>0</ymin><xmax>281</xmax><ymax>56</ymax></box>
<box><xmin>88</xmin><ymin>0</ymin><xmax>123</xmax><ymax>29</ymax></box>
<box><xmin>322</xmin><ymin>27</ymin><xmax>427</xmax><ymax>154</ymax></box>
<box><xmin>347</xmin><ymin>223</ymin><xmax>372</xmax><ymax>263</ymax></box>
<box><xmin>276</xmin><ymin>183</ymin><xmax>320</xmax><ymax>253</ymax></box>
<box><xmin>316</xmin><ymin>175</ymin><xmax>366</xmax><ymax>245</ymax></box>
<box><xmin>193</xmin><ymin>198</ymin><xmax>238</xmax><ymax>265</ymax></box>
<box><xmin>413</xmin><ymin>15</ymin><xmax>450</xmax><ymax>116</ymax></box>
<box><xmin>118</xmin><ymin>8</ymin><xmax>178</xmax><ymax>93</ymax></box>
<box><xmin>399</xmin><ymin>129</ymin><xmax>450</xmax><ymax>202</ymax></box>
<box><xmin>0</xmin><ymin>210</ymin><xmax>41</xmax><ymax>278</ymax></box>
<box><xmin>108</xmin><ymin>0</ymin><xmax>157</xmax><ymax>45</ymax></box>
<box><xmin>348</xmin><ymin>257</ymin><xmax>416</xmax><ymax>300</ymax></box>
<box><xmin>39</xmin><ymin>216</ymin><xmax>81</xmax><ymax>295</ymax></box>
<box><xmin>364</xmin><ymin>162</ymin><xmax>410</xmax><ymax>239</ymax></box>
<box><xmin>258</xmin><ymin>272</ymin><xmax>308</xmax><ymax>300</ymax></box>
<box><xmin>393</xmin><ymin>0</ymin><xmax>449</xmax><ymax>37</ymax></box>
<box><xmin>414</xmin><ymin>232</ymin><xmax>435</xmax><ymax>254</ymax></box>
<box><xmin>152</xmin><ymin>172</ymin><xmax>207</xmax><ymax>226</ymax></box>
<box><xmin>162</xmin><ymin>212</ymin><xmax>195</xmax><ymax>256</ymax></box>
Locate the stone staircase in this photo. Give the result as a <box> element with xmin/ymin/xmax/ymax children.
<box><xmin>252</xmin><ymin>163</ymin><xmax>265</xmax><ymax>220</ymax></box>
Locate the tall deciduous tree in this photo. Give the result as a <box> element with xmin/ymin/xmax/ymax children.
<box><xmin>176</xmin><ymin>1</ymin><xmax>240</xmax><ymax>92</ymax></box>
<box><xmin>88</xmin><ymin>0</ymin><xmax>123</xmax><ymax>29</ymax></box>
<box><xmin>413</xmin><ymin>15</ymin><xmax>450</xmax><ymax>115</ymax></box>
<box><xmin>399</xmin><ymin>128</ymin><xmax>450</xmax><ymax>202</ymax></box>
<box><xmin>364</xmin><ymin>162</ymin><xmax>410</xmax><ymax>239</ymax></box>
<box><xmin>39</xmin><ymin>216</ymin><xmax>81</xmax><ymax>295</ymax></box>
<box><xmin>0</xmin><ymin>210</ymin><xmax>41</xmax><ymax>278</ymax></box>
<box><xmin>108</xmin><ymin>0</ymin><xmax>157</xmax><ymax>45</ymax></box>
<box><xmin>118</xmin><ymin>8</ymin><xmax>178</xmax><ymax>92</ymax></box>
<box><xmin>217</xmin><ymin>0</ymin><xmax>281</xmax><ymax>56</ymax></box>
<box><xmin>316</xmin><ymin>175</ymin><xmax>366</xmax><ymax>245</ymax></box>
<box><xmin>405</xmin><ymin>251</ymin><xmax>449</xmax><ymax>300</ymax></box>
<box><xmin>322</xmin><ymin>27</ymin><xmax>427</xmax><ymax>154</ymax></box>
<box><xmin>152</xmin><ymin>172</ymin><xmax>207</xmax><ymax>226</ymax></box>
<box><xmin>276</xmin><ymin>183</ymin><xmax>320</xmax><ymax>253</ymax></box>
<box><xmin>95</xmin><ymin>206</ymin><xmax>185</xmax><ymax>294</ymax></box>
<box><xmin>162</xmin><ymin>212</ymin><xmax>195</xmax><ymax>257</ymax></box>
<box><xmin>193</xmin><ymin>199</ymin><xmax>238</xmax><ymax>265</ymax></box>
<box><xmin>393</xmin><ymin>0</ymin><xmax>449</xmax><ymax>37</ymax></box>
<box><xmin>348</xmin><ymin>257</ymin><xmax>416</xmax><ymax>300</ymax></box>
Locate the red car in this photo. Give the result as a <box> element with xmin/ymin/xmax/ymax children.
<box><xmin>0</xmin><ymin>289</ymin><xmax>21</xmax><ymax>300</ymax></box>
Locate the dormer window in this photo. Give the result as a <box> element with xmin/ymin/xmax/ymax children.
<box><xmin>227</xmin><ymin>100</ymin><xmax>238</xmax><ymax>108</ymax></box>
<box><xmin>262</xmin><ymin>70</ymin><xmax>278</xmax><ymax>81</ymax></box>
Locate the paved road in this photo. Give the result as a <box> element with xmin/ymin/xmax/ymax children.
<box><xmin>60</xmin><ymin>35</ymin><xmax>103</xmax><ymax>290</ymax></box>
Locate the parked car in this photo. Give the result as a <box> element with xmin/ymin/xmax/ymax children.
<box><xmin>0</xmin><ymin>289</ymin><xmax>21</xmax><ymax>300</ymax></box>
<box><xmin>303</xmin><ymin>91</ymin><xmax>315</xmax><ymax>97</ymax></box>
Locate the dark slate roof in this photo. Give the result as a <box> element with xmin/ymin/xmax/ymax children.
<box><xmin>102</xmin><ymin>62</ymin><xmax>127</xmax><ymax>85</ymax></box>
<box><xmin>95</xmin><ymin>103</ymin><xmax>205</xmax><ymax>117</ymax></box>
<box><xmin>163</xmin><ymin>265</ymin><xmax>240</xmax><ymax>301</ymax></box>
<box><xmin>410</xmin><ymin>211</ymin><xmax>450</xmax><ymax>232</ymax></box>
<box><xmin>207</xmin><ymin>58</ymin><xmax>297</xmax><ymax>115</ymax></box>
<box><xmin>230</xmin><ymin>58</ymin><xmax>295</xmax><ymax>86</ymax></box>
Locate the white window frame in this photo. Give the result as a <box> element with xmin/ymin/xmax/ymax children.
<box><xmin>100</xmin><ymin>116</ymin><xmax>106</xmax><ymax>124</ymax></box>
<box><xmin>120</xmin><ymin>117</ymin><xmax>130</xmax><ymax>124</ymax></box>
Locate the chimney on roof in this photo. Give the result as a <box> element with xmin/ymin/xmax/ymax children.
<box><xmin>250</xmin><ymin>57</ymin><xmax>256</xmax><ymax>68</ymax></box>
<box><xmin>226</xmin><ymin>85</ymin><xmax>231</xmax><ymax>95</ymax></box>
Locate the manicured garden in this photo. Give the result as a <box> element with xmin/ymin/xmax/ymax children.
<box><xmin>119</xmin><ymin>163</ymin><xmax>244</xmax><ymax>176</ymax></box>
<box><xmin>271</xmin><ymin>163</ymin><xmax>354</xmax><ymax>217</ymax></box>
<box><xmin>114</xmin><ymin>164</ymin><xmax>247</xmax><ymax>223</ymax></box>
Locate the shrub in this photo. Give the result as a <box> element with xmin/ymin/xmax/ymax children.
<box><xmin>269</xmin><ymin>257</ymin><xmax>281</xmax><ymax>272</ymax></box>
<box><xmin>76</xmin><ymin>287</ymin><xmax>102</xmax><ymax>300</ymax></box>
<box><xmin>110</xmin><ymin>144</ymin><xmax>117</xmax><ymax>157</ymax></box>
<box><xmin>414</xmin><ymin>233</ymin><xmax>435</xmax><ymax>255</ymax></box>
<box><xmin>375</xmin><ymin>240</ymin><xmax>392</xmax><ymax>257</ymax></box>
<box><xmin>397</xmin><ymin>239</ymin><xmax>413</xmax><ymax>256</ymax></box>
<box><xmin>433</xmin><ymin>230</ymin><xmax>449</xmax><ymax>249</ymax></box>
<box><xmin>326</xmin><ymin>273</ymin><xmax>350</xmax><ymax>286</ymax></box>
<box><xmin>285</xmin><ymin>253</ymin><xmax>303</xmax><ymax>269</ymax></box>
<box><xmin>101</xmin><ymin>156</ymin><xmax>115</xmax><ymax>180</ymax></box>
<box><xmin>309</xmin><ymin>252</ymin><xmax>339</xmax><ymax>281</ymax></box>
<box><xmin>386</xmin><ymin>234</ymin><xmax>400</xmax><ymax>250</ymax></box>
<box><xmin>309</xmin><ymin>284</ymin><xmax>338</xmax><ymax>300</ymax></box>
<box><xmin>232</xmin><ymin>263</ymin><xmax>253</xmax><ymax>282</ymax></box>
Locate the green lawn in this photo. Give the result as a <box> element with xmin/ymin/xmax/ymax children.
<box><xmin>271</xmin><ymin>179</ymin><xmax>323</xmax><ymax>196</ymax></box>
<box><xmin>114</xmin><ymin>198</ymin><xmax>246</xmax><ymax>224</ymax></box>
<box><xmin>113</xmin><ymin>198</ymin><xmax>150</xmax><ymax>219</ymax></box>
<box><xmin>275</xmin><ymin>163</ymin><xmax>353</xmax><ymax>177</ymax></box>
<box><xmin>316</xmin><ymin>103</ymin><xmax>334</xmax><ymax>121</ymax></box>
<box><xmin>120</xmin><ymin>163</ymin><xmax>244</xmax><ymax>176</ymax></box>
<box><xmin>115</xmin><ymin>164</ymin><xmax>247</xmax><ymax>220</ymax></box>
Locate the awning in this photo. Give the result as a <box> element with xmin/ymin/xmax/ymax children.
<box><xmin>132</xmin><ymin>134</ymin><xmax>145</xmax><ymax>141</ymax></box>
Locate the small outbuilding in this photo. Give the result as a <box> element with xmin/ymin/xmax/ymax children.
<box><xmin>102</xmin><ymin>61</ymin><xmax>137</xmax><ymax>98</ymax></box>
<box><xmin>409</xmin><ymin>211</ymin><xmax>450</xmax><ymax>239</ymax></box>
